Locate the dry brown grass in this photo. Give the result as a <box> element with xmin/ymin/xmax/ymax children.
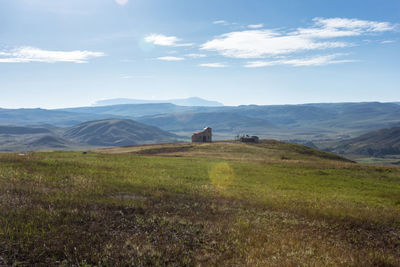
<box><xmin>0</xmin><ymin>141</ymin><xmax>399</xmax><ymax>265</ymax></box>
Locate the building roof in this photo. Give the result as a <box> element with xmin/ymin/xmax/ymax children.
<box><xmin>192</xmin><ymin>127</ymin><xmax>211</xmax><ymax>135</ymax></box>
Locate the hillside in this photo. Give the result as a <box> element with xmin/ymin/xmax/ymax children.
<box><xmin>0</xmin><ymin>141</ymin><xmax>399</xmax><ymax>265</ymax></box>
<box><xmin>63</xmin><ymin>119</ymin><xmax>179</xmax><ymax>146</ymax></box>
<box><xmin>325</xmin><ymin>127</ymin><xmax>400</xmax><ymax>157</ymax></box>
<box><xmin>0</xmin><ymin>125</ymin><xmax>52</xmax><ymax>134</ymax></box>
<box><xmin>0</xmin><ymin>119</ymin><xmax>180</xmax><ymax>151</ymax></box>
<box><xmin>25</xmin><ymin>135</ymin><xmax>74</xmax><ymax>149</ymax></box>
<box><xmin>60</xmin><ymin>103</ymin><xmax>208</xmax><ymax>117</ymax></box>
<box><xmin>136</xmin><ymin>111</ymin><xmax>276</xmax><ymax>133</ymax></box>
<box><xmin>0</xmin><ymin>108</ymin><xmax>126</xmax><ymax>126</ymax></box>
<box><xmin>60</xmin><ymin>101</ymin><xmax>400</xmax><ymax>140</ymax></box>
<box><xmin>2</xmin><ymin>102</ymin><xmax>400</xmax><ymax>141</ymax></box>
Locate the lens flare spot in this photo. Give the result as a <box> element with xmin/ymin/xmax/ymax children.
<box><xmin>209</xmin><ymin>162</ymin><xmax>236</xmax><ymax>189</ymax></box>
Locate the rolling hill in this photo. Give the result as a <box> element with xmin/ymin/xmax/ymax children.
<box><xmin>136</xmin><ymin>111</ymin><xmax>276</xmax><ymax>133</ymax></box>
<box><xmin>63</xmin><ymin>119</ymin><xmax>179</xmax><ymax>146</ymax></box>
<box><xmin>325</xmin><ymin>126</ymin><xmax>400</xmax><ymax>157</ymax></box>
<box><xmin>0</xmin><ymin>108</ymin><xmax>126</xmax><ymax>126</ymax></box>
<box><xmin>59</xmin><ymin>103</ymin><xmax>208</xmax><ymax>118</ymax></box>
<box><xmin>1</xmin><ymin>101</ymin><xmax>400</xmax><ymax>141</ymax></box>
<box><xmin>57</xmin><ymin>101</ymin><xmax>400</xmax><ymax>139</ymax></box>
<box><xmin>25</xmin><ymin>135</ymin><xmax>74</xmax><ymax>149</ymax></box>
<box><xmin>0</xmin><ymin>133</ymin><xmax>78</xmax><ymax>152</ymax></box>
<box><xmin>0</xmin><ymin>119</ymin><xmax>180</xmax><ymax>151</ymax></box>
<box><xmin>0</xmin><ymin>125</ymin><xmax>52</xmax><ymax>134</ymax></box>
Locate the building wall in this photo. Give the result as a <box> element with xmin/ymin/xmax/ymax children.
<box><xmin>192</xmin><ymin>127</ymin><xmax>212</xmax><ymax>143</ymax></box>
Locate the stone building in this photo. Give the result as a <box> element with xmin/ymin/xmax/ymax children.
<box><xmin>192</xmin><ymin>127</ymin><xmax>212</xmax><ymax>143</ymax></box>
<box><xmin>239</xmin><ymin>135</ymin><xmax>259</xmax><ymax>143</ymax></box>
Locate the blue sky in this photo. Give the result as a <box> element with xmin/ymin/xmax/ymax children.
<box><xmin>0</xmin><ymin>0</ymin><xmax>399</xmax><ymax>108</ymax></box>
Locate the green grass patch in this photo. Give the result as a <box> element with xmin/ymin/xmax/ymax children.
<box><xmin>0</xmin><ymin>142</ymin><xmax>399</xmax><ymax>265</ymax></box>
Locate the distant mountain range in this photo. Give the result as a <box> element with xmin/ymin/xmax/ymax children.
<box><xmin>59</xmin><ymin>101</ymin><xmax>400</xmax><ymax>139</ymax></box>
<box><xmin>93</xmin><ymin>97</ymin><xmax>224</xmax><ymax>107</ymax></box>
<box><xmin>1</xmin><ymin>101</ymin><xmax>400</xmax><ymax>151</ymax></box>
<box><xmin>0</xmin><ymin>119</ymin><xmax>179</xmax><ymax>152</ymax></box>
<box><xmin>0</xmin><ymin>107</ymin><xmax>123</xmax><ymax>126</ymax></box>
<box><xmin>136</xmin><ymin>111</ymin><xmax>275</xmax><ymax>132</ymax></box>
<box><xmin>60</xmin><ymin>103</ymin><xmax>203</xmax><ymax>118</ymax></box>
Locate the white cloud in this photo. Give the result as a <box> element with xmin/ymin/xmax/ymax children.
<box><xmin>201</xmin><ymin>30</ymin><xmax>347</xmax><ymax>58</ymax></box>
<box><xmin>244</xmin><ymin>54</ymin><xmax>357</xmax><ymax>67</ymax></box>
<box><xmin>381</xmin><ymin>40</ymin><xmax>395</xmax><ymax>44</ymax></box>
<box><xmin>201</xmin><ymin>17</ymin><xmax>395</xmax><ymax>59</ymax></box>
<box><xmin>115</xmin><ymin>0</ymin><xmax>128</xmax><ymax>6</ymax></box>
<box><xmin>248</xmin><ymin>24</ymin><xmax>263</xmax><ymax>29</ymax></box>
<box><xmin>313</xmin><ymin>17</ymin><xmax>394</xmax><ymax>32</ymax></box>
<box><xmin>145</xmin><ymin>34</ymin><xmax>193</xmax><ymax>47</ymax></box>
<box><xmin>296</xmin><ymin>18</ymin><xmax>395</xmax><ymax>39</ymax></box>
<box><xmin>199</xmin><ymin>62</ymin><xmax>228</xmax><ymax>68</ymax></box>
<box><xmin>156</xmin><ymin>56</ymin><xmax>185</xmax><ymax>61</ymax></box>
<box><xmin>185</xmin><ymin>53</ymin><xmax>207</xmax><ymax>58</ymax></box>
<box><xmin>0</xmin><ymin>46</ymin><xmax>105</xmax><ymax>63</ymax></box>
<box><xmin>213</xmin><ymin>20</ymin><xmax>229</xmax><ymax>25</ymax></box>
<box><xmin>294</xmin><ymin>27</ymin><xmax>361</xmax><ymax>38</ymax></box>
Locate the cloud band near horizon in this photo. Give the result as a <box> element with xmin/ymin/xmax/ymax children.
<box><xmin>0</xmin><ymin>46</ymin><xmax>105</xmax><ymax>63</ymax></box>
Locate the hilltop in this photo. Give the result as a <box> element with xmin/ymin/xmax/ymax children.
<box><xmin>100</xmin><ymin>139</ymin><xmax>351</xmax><ymax>163</ymax></box>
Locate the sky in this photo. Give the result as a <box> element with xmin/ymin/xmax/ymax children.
<box><xmin>0</xmin><ymin>0</ymin><xmax>399</xmax><ymax>108</ymax></box>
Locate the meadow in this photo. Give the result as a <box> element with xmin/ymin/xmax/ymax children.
<box><xmin>0</xmin><ymin>140</ymin><xmax>399</xmax><ymax>266</ymax></box>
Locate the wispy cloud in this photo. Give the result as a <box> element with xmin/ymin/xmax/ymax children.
<box><xmin>199</xmin><ymin>62</ymin><xmax>228</xmax><ymax>68</ymax></box>
<box><xmin>156</xmin><ymin>56</ymin><xmax>185</xmax><ymax>61</ymax></box>
<box><xmin>244</xmin><ymin>54</ymin><xmax>357</xmax><ymax>67</ymax></box>
<box><xmin>201</xmin><ymin>29</ymin><xmax>348</xmax><ymax>58</ymax></box>
<box><xmin>295</xmin><ymin>18</ymin><xmax>395</xmax><ymax>39</ymax></box>
<box><xmin>381</xmin><ymin>40</ymin><xmax>395</xmax><ymax>44</ymax></box>
<box><xmin>115</xmin><ymin>0</ymin><xmax>128</xmax><ymax>6</ymax></box>
<box><xmin>185</xmin><ymin>53</ymin><xmax>207</xmax><ymax>58</ymax></box>
<box><xmin>313</xmin><ymin>17</ymin><xmax>394</xmax><ymax>32</ymax></box>
<box><xmin>248</xmin><ymin>24</ymin><xmax>263</xmax><ymax>29</ymax></box>
<box><xmin>145</xmin><ymin>34</ymin><xmax>193</xmax><ymax>47</ymax></box>
<box><xmin>213</xmin><ymin>20</ymin><xmax>229</xmax><ymax>25</ymax></box>
<box><xmin>0</xmin><ymin>46</ymin><xmax>105</xmax><ymax>63</ymax></box>
<box><xmin>201</xmin><ymin>17</ymin><xmax>395</xmax><ymax>59</ymax></box>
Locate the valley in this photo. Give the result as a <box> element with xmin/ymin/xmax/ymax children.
<box><xmin>1</xmin><ymin>101</ymin><xmax>400</xmax><ymax>164</ymax></box>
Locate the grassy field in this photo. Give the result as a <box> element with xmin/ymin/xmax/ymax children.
<box><xmin>0</xmin><ymin>140</ymin><xmax>400</xmax><ymax>266</ymax></box>
<box><xmin>354</xmin><ymin>156</ymin><xmax>400</xmax><ymax>166</ymax></box>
